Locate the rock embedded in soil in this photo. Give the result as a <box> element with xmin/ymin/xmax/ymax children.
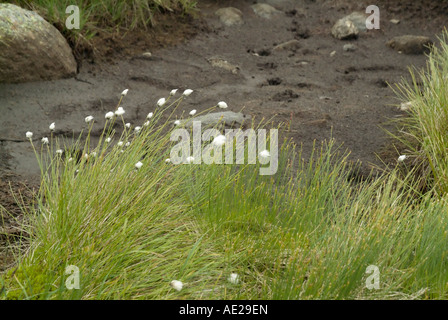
<box><xmin>386</xmin><ymin>35</ymin><xmax>433</xmax><ymax>54</ymax></box>
<box><xmin>340</xmin><ymin>12</ymin><xmax>369</xmax><ymax>32</ymax></box>
<box><xmin>251</xmin><ymin>3</ymin><xmax>281</xmax><ymax>19</ymax></box>
<box><xmin>331</xmin><ymin>19</ymin><xmax>359</xmax><ymax>40</ymax></box>
<box><xmin>331</xmin><ymin>12</ymin><xmax>372</xmax><ymax>40</ymax></box>
<box><xmin>343</xmin><ymin>44</ymin><xmax>357</xmax><ymax>52</ymax></box>
<box><xmin>207</xmin><ymin>57</ymin><xmax>240</xmax><ymax>74</ymax></box>
<box><xmin>215</xmin><ymin>7</ymin><xmax>244</xmax><ymax>27</ymax></box>
<box><xmin>183</xmin><ymin>112</ymin><xmax>251</xmax><ymax>129</ymax></box>
<box><xmin>0</xmin><ymin>3</ymin><xmax>77</xmax><ymax>83</ymax></box>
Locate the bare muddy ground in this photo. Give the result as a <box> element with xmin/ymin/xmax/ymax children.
<box><xmin>1</xmin><ymin>0</ymin><xmax>448</xmax><ymax>268</ymax></box>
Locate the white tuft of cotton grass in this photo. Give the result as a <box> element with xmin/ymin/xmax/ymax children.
<box><xmin>228</xmin><ymin>273</ymin><xmax>240</xmax><ymax>284</ymax></box>
<box><xmin>105</xmin><ymin>112</ymin><xmax>114</xmax><ymax>119</ymax></box>
<box><xmin>217</xmin><ymin>101</ymin><xmax>228</xmax><ymax>109</ymax></box>
<box><xmin>115</xmin><ymin>107</ymin><xmax>125</xmax><ymax>116</ymax></box>
<box><xmin>170</xmin><ymin>280</ymin><xmax>183</xmax><ymax>291</ymax></box>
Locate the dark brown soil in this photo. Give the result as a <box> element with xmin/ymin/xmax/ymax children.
<box><xmin>1</xmin><ymin>0</ymin><xmax>448</xmax><ymax>270</ymax></box>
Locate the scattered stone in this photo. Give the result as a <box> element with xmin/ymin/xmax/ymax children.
<box><xmin>386</xmin><ymin>35</ymin><xmax>433</xmax><ymax>54</ymax></box>
<box><xmin>390</xmin><ymin>19</ymin><xmax>400</xmax><ymax>24</ymax></box>
<box><xmin>183</xmin><ymin>112</ymin><xmax>251</xmax><ymax>128</ymax></box>
<box><xmin>343</xmin><ymin>44</ymin><xmax>357</xmax><ymax>52</ymax></box>
<box><xmin>331</xmin><ymin>19</ymin><xmax>359</xmax><ymax>40</ymax></box>
<box><xmin>330</xmin><ymin>50</ymin><xmax>337</xmax><ymax>57</ymax></box>
<box><xmin>331</xmin><ymin>11</ymin><xmax>372</xmax><ymax>40</ymax></box>
<box><xmin>319</xmin><ymin>96</ymin><xmax>332</xmax><ymax>100</ymax></box>
<box><xmin>273</xmin><ymin>39</ymin><xmax>301</xmax><ymax>51</ymax></box>
<box><xmin>0</xmin><ymin>3</ymin><xmax>77</xmax><ymax>83</ymax></box>
<box><xmin>141</xmin><ymin>52</ymin><xmax>152</xmax><ymax>58</ymax></box>
<box><xmin>251</xmin><ymin>3</ymin><xmax>281</xmax><ymax>19</ymax></box>
<box><xmin>207</xmin><ymin>57</ymin><xmax>240</xmax><ymax>74</ymax></box>
<box><xmin>340</xmin><ymin>12</ymin><xmax>369</xmax><ymax>32</ymax></box>
<box><xmin>215</xmin><ymin>7</ymin><xmax>243</xmax><ymax>27</ymax></box>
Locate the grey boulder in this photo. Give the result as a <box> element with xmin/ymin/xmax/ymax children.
<box><xmin>0</xmin><ymin>3</ymin><xmax>77</xmax><ymax>83</ymax></box>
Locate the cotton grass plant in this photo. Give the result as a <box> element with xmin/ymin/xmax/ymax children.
<box><xmin>3</xmin><ymin>62</ymin><xmax>448</xmax><ymax>298</ymax></box>
<box><xmin>1</xmin><ymin>89</ymin><xmax>235</xmax><ymax>299</ymax></box>
<box><xmin>391</xmin><ymin>29</ymin><xmax>448</xmax><ymax>195</ymax></box>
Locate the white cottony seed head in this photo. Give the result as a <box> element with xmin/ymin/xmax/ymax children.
<box><xmin>135</xmin><ymin>161</ymin><xmax>143</xmax><ymax>169</ymax></box>
<box><xmin>189</xmin><ymin>109</ymin><xmax>197</xmax><ymax>116</ymax></box>
<box><xmin>134</xmin><ymin>126</ymin><xmax>142</xmax><ymax>133</ymax></box>
<box><xmin>85</xmin><ymin>116</ymin><xmax>94</xmax><ymax>123</ymax></box>
<box><xmin>174</xmin><ymin>120</ymin><xmax>181</xmax><ymax>126</ymax></box>
<box><xmin>56</xmin><ymin>149</ymin><xmax>63</xmax><ymax>155</ymax></box>
<box><xmin>115</xmin><ymin>107</ymin><xmax>125</xmax><ymax>116</ymax></box>
<box><xmin>41</xmin><ymin>137</ymin><xmax>49</xmax><ymax>144</ymax></box>
<box><xmin>117</xmin><ymin>141</ymin><xmax>124</xmax><ymax>147</ymax></box>
<box><xmin>125</xmin><ymin>142</ymin><xmax>131</xmax><ymax>147</ymax></box>
<box><xmin>165</xmin><ymin>158</ymin><xmax>171</xmax><ymax>163</ymax></box>
<box><xmin>170</xmin><ymin>89</ymin><xmax>178</xmax><ymax>96</ymax></box>
<box><xmin>105</xmin><ymin>137</ymin><xmax>112</xmax><ymax>143</ymax></box>
<box><xmin>170</xmin><ymin>280</ymin><xmax>183</xmax><ymax>291</ymax></box>
<box><xmin>125</xmin><ymin>123</ymin><xmax>131</xmax><ymax>128</ymax></box>
<box><xmin>147</xmin><ymin>112</ymin><xmax>153</xmax><ymax>119</ymax></box>
<box><xmin>26</xmin><ymin>131</ymin><xmax>33</xmax><ymax>139</ymax></box>
<box><xmin>212</xmin><ymin>135</ymin><xmax>226</xmax><ymax>147</ymax></box>
<box><xmin>157</xmin><ymin>98</ymin><xmax>166</xmax><ymax>107</ymax></box>
<box><xmin>186</xmin><ymin>156</ymin><xmax>195</xmax><ymax>164</ymax></box>
<box><xmin>121</xmin><ymin>89</ymin><xmax>129</xmax><ymax>96</ymax></box>
<box><xmin>217</xmin><ymin>101</ymin><xmax>228</xmax><ymax>109</ymax></box>
<box><xmin>143</xmin><ymin>121</ymin><xmax>150</xmax><ymax>127</ymax></box>
<box><xmin>228</xmin><ymin>273</ymin><xmax>239</xmax><ymax>284</ymax></box>
<box><xmin>182</xmin><ymin>89</ymin><xmax>193</xmax><ymax>96</ymax></box>
<box><xmin>105</xmin><ymin>111</ymin><xmax>114</xmax><ymax>119</ymax></box>
<box><xmin>398</xmin><ymin>155</ymin><xmax>407</xmax><ymax>162</ymax></box>
<box><xmin>49</xmin><ymin>122</ymin><xmax>55</xmax><ymax>131</ymax></box>
<box><xmin>259</xmin><ymin>150</ymin><xmax>270</xmax><ymax>159</ymax></box>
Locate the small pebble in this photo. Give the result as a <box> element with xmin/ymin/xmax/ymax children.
<box><xmin>343</xmin><ymin>44</ymin><xmax>357</xmax><ymax>52</ymax></box>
